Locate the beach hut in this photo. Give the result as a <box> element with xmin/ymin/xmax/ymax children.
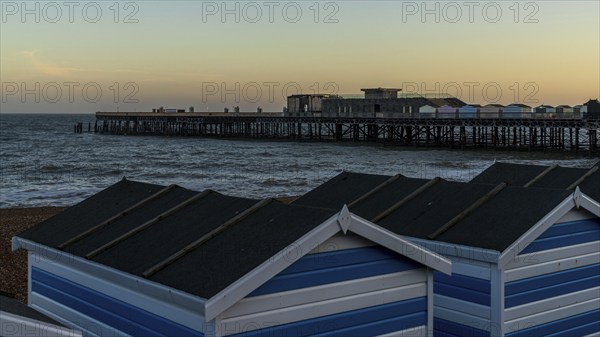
<box><xmin>12</xmin><ymin>179</ymin><xmax>451</xmax><ymax>337</ymax></box>
<box><xmin>555</xmin><ymin>105</ymin><xmax>573</xmax><ymax>114</ymax></box>
<box><xmin>418</xmin><ymin>105</ymin><xmax>437</xmax><ymax>118</ymax></box>
<box><xmin>534</xmin><ymin>105</ymin><xmax>556</xmax><ymax>118</ymax></box>
<box><xmin>573</xmin><ymin>105</ymin><xmax>585</xmax><ymax>118</ymax></box>
<box><xmin>458</xmin><ymin>104</ymin><xmax>481</xmax><ymax>118</ymax></box>
<box><xmin>1</xmin><ymin>292</ymin><xmax>83</xmax><ymax>337</ymax></box>
<box><xmin>479</xmin><ymin>104</ymin><xmax>504</xmax><ymax>119</ymax></box>
<box><xmin>437</xmin><ymin>105</ymin><xmax>458</xmax><ymax>119</ymax></box>
<box><xmin>502</xmin><ymin>104</ymin><xmax>532</xmax><ymax>119</ymax></box>
<box><xmin>292</xmin><ymin>171</ymin><xmax>600</xmax><ymax>337</ymax></box>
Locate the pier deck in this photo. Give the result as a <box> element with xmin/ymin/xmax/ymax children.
<box><xmin>95</xmin><ymin>112</ymin><xmax>599</xmax><ymax>153</ymax></box>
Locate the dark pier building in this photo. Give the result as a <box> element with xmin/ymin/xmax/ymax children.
<box><xmin>320</xmin><ymin>88</ymin><xmax>465</xmax><ymax>118</ymax></box>
<box><xmin>585</xmin><ymin>99</ymin><xmax>600</xmax><ymax>119</ymax></box>
<box><xmin>286</xmin><ymin>94</ymin><xmax>341</xmax><ymax>117</ymax></box>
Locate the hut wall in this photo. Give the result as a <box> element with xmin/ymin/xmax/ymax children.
<box><xmin>480</xmin><ymin>107</ymin><xmax>502</xmax><ymax>119</ymax></box>
<box><xmin>502</xmin><ymin>209</ymin><xmax>600</xmax><ymax>337</ymax></box>
<box><xmin>215</xmin><ymin>234</ymin><xmax>431</xmax><ymax>337</ymax></box>
<box><xmin>458</xmin><ymin>106</ymin><xmax>479</xmax><ymax>118</ymax></box>
<box><xmin>28</xmin><ymin>252</ymin><xmax>206</xmax><ymax>337</ymax></box>
<box><xmin>438</xmin><ymin>106</ymin><xmax>457</xmax><ymax>119</ymax></box>
<box><xmin>432</xmin><ymin>258</ymin><xmax>494</xmax><ymax>337</ymax></box>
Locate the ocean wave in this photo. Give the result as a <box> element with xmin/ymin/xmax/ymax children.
<box><xmin>1</xmin><ymin>114</ymin><xmax>598</xmax><ymax>208</ymax></box>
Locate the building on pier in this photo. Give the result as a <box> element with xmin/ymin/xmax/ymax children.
<box><xmin>584</xmin><ymin>99</ymin><xmax>600</xmax><ymax>119</ymax></box>
<box><xmin>418</xmin><ymin>105</ymin><xmax>437</xmax><ymax>118</ymax></box>
<box><xmin>479</xmin><ymin>104</ymin><xmax>504</xmax><ymax>119</ymax></box>
<box><xmin>458</xmin><ymin>104</ymin><xmax>481</xmax><ymax>118</ymax></box>
<box><xmin>535</xmin><ymin>105</ymin><xmax>556</xmax><ymax>114</ymax></box>
<box><xmin>286</xmin><ymin>94</ymin><xmax>341</xmax><ymax>117</ymax></box>
<box><xmin>555</xmin><ymin>105</ymin><xmax>573</xmax><ymax>114</ymax></box>
<box><xmin>318</xmin><ymin>88</ymin><xmax>465</xmax><ymax>118</ymax></box>
<box><xmin>503</xmin><ymin>104</ymin><xmax>532</xmax><ymax>119</ymax></box>
<box><xmin>437</xmin><ymin>105</ymin><xmax>458</xmax><ymax>119</ymax></box>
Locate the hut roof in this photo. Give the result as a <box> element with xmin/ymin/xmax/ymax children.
<box><xmin>506</xmin><ymin>103</ymin><xmax>532</xmax><ymax>108</ymax></box>
<box><xmin>15</xmin><ymin>178</ymin><xmax>451</xmax><ymax>312</ymax></box>
<box><xmin>16</xmin><ymin>179</ymin><xmax>341</xmax><ymax>299</ymax></box>
<box><xmin>471</xmin><ymin>162</ymin><xmax>599</xmax><ymax>200</ymax></box>
<box><xmin>292</xmin><ymin>171</ymin><xmax>392</xmax><ymax>210</ymax></box>
<box><xmin>293</xmin><ymin>172</ymin><xmax>578</xmax><ymax>252</ymax></box>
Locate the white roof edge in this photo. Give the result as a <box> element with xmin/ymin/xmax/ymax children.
<box><xmin>11</xmin><ymin>237</ymin><xmax>207</xmax><ymax>313</ymax></box>
<box><xmin>579</xmin><ymin>193</ymin><xmax>600</xmax><ymax>216</ymax></box>
<box><xmin>347</xmin><ymin>214</ymin><xmax>452</xmax><ymax>275</ymax></box>
<box><xmin>498</xmin><ymin>191</ymin><xmax>599</xmax><ymax>268</ymax></box>
<box><xmin>12</xmin><ymin>235</ymin><xmax>23</xmax><ymax>252</ymax></box>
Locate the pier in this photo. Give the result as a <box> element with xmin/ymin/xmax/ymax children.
<box><xmin>94</xmin><ymin>112</ymin><xmax>599</xmax><ymax>154</ymax></box>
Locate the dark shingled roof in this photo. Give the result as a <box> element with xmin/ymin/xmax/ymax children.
<box><xmin>0</xmin><ymin>293</ymin><xmax>65</xmax><ymax>327</ymax></box>
<box><xmin>18</xmin><ymin>179</ymin><xmax>165</xmax><ymax>248</ymax></box>
<box><xmin>66</xmin><ymin>186</ymin><xmax>199</xmax><ymax>257</ymax></box>
<box><xmin>530</xmin><ymin>167</ymin><xmax>589</xmax><ymax>189</ymax></box>
<box><xmin>376</xmin><ymin>181</ymin><xmax>499</xmax><ymax>240</ymax></box>
<box><xmin>470</xmin><ymin>162</ymin><xmax>547</xmax><ymax>186</ymax></box>
<box><xmin>292</xmin><ymin>171</ymin><xmax>581</xmax><ymax>252</ymax></box>
<box><xmin>471</xmin><ymin>162</ymin><xmax>599</xmax><ymax>198</ymax></box>
<box><xmin>292</xmin><ymin>171</ymin><xmax>391</xmax><ymax>210</ymax></box>
<box><xmin>434</xmin><ymin>187</ymin><xmax>571</xmax><ymax>251</ymax></box>
<box><xmin>92</xmin><ymin>192</ymin><xmax>258</xmax><ymax>277</ymax></box>
<box><xmin>151</xmin><ymin>202</ymin><xmax>336</xmax><ymax>298</ymax></box>
<box><xmin>578</xmin><ymin>170</ymin><xmax>600</xmax><ymax>201</ymax></box>
<box><xmin>15</xmin><ymin>180</ymin><xmax>336</xmax><ymax>299</ymax></box>
<box><xmin>351</xmin><ymin>176</ymin><xmax>430</xmax><ymax>221</ymax></box>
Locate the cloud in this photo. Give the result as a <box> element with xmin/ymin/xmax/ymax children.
<box><xmin>21</xmin><ymin>50</ymin><xmax>83</xmax><ymax>77</ymax></box>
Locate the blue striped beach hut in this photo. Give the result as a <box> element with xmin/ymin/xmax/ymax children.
<box><xmin>12</xmin><ymin>179</ymin><xmax>451</xmax><ymax>337</ymax></box>
<box><xmin>292</xmin><ymin>168</ymin><xmax>600</xmax><ymax>337</ymax></box>
<box><xmin>458</xmin><ymin>105</ymin><xmax>481</xmax><ymax>119</ymax></box>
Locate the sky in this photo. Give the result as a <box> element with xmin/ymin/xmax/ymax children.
<box><xmin>1</xmin><ymin>0</ymin><xmax>599</xmax><ymax>113</ymax></box>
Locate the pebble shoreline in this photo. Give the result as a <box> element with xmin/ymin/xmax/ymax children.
<box><xmin>0</xmin><ymin>206</ymin><xmax>66</xmax><ymax>304</ymax></box>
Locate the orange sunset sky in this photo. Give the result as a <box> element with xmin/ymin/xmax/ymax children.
<box><xmin>1</xmin><ymin>1</ymin><xmax>599</xmax><ymax>112</ymax></box>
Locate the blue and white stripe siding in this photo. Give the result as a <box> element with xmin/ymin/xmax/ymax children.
<box><xmin>432</xmin><ymin>259</ymin><xmax>492</xmax><ymax>337</ymax></box>
<box><xmin>215</xmin><ymin>237</ymin><xmax>430</xmax><ymax>337</ymax></box>
<box><xmin>29</xmin><ymin>253</ymin><xmax>206</xmax><ymax>337</ymax></box>
<box><xmin>503</xmin><ymin>211</ymin><xmax>600</xmax><ymax>336</ymax></box>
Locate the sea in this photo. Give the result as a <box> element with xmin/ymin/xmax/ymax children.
<box><xmin>1</xmin><ymin>113</ymin><xmax>598</xmax><ymax>208</ymax></box>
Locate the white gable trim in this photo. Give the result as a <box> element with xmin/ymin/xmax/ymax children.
<box><xmin>204</xmin><ymin>208</ymin><xmax>452</xmax><ymax>321</ymax></box>
<box><xmin>498</xmin><ymin>192</ymin><xmax>600</xmax><ymax>268</ymax></box>
<box><xmin>577</xmin><ymin>191</ymin><xmax>600</xmax><ymax>216</ymax></box>
<box><xmin>347</xmin><ymin>214</ymin><xmax>452</xmax><ymax>275</ymax></box>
